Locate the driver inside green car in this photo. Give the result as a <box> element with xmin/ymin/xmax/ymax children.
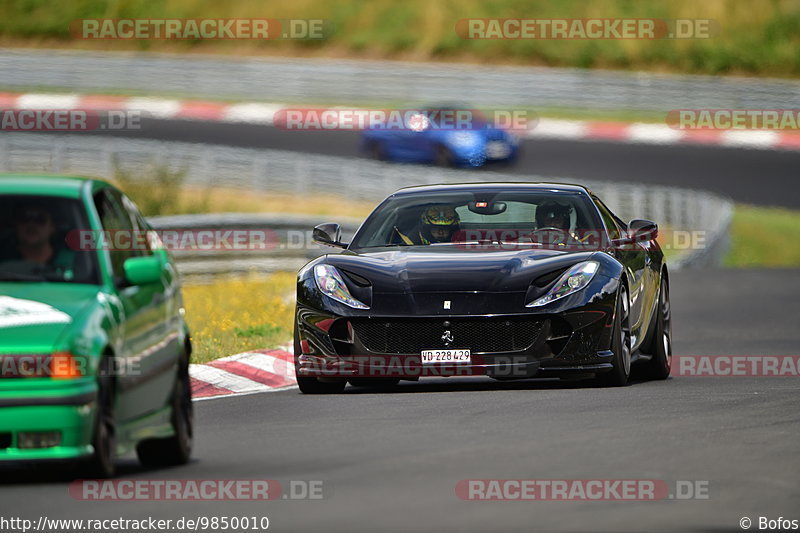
<box><xmin>0</xmin><ymin>203</ymin><xmax>76</xmax><ymax>280</ymax></box>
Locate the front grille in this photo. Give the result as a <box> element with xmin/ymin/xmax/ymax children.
<box><xmin>351</xmin><ymin>317</ymin><xmax>544</xmax><ymax>354</ymax></box>
<box><xmin>0</xmin><ymin>432</ymin><xmax>11</xmax><ymax>450</ymax></box>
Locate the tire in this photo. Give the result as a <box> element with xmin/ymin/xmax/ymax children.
<box><xmin>434</xmin><ymin>145</ymin><xmax>454</xmax><ymax>167</ymax></box>
<box><xmin>348</xmin><ymin>377</ymin><xmax>400</xmax><ymax>390</ymax></box>
<box><xmin>595</xmin><ymin>286</ymin><xmax>632</xmax><ymax>387</ymax></box>
<box><xmin>136</xmin><ymin>363</ymin><xmax>193</xmax><ymax>467</ymax></box>
<box><xmin>639</xmin><ymin>277</ymin><xmax>672</xmax><ymax>380</ymax></box>
<box><xmin>84</xmin><ymin>356</ymin><xmax>116</xmax><ymax>478</ymax></box>
<box><xmin>367</xmin><ymin>141</ymin><xmax>386</xmax><ymax>161</ymax></box>
<box><xmin>297</xmin><ymin>376</ymin><xmax>347</xmax><ymax>394</ymax></box>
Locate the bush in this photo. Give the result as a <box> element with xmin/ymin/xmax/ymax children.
<box><xmin>112</xmin><ymin>160</ymin><xmax>210</xmax><ymax>216</ymax></box>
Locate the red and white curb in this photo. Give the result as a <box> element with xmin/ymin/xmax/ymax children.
<box><xmin>3</xmin><ymin>91</ymin><xmax>800</xmax><ymax>151</ymax></box>
<box><xmin>190</xmin><ymin>345</ymin><xmax>296</xmax><ymax>401</ymax></box>
<box><xmin>530</xmin><ymin>119</ymin><xmax>800</xmax><ymax>150</ymax></box>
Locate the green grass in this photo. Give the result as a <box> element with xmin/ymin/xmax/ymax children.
<box><xmin>182</xmin><ymin>272</ymin><xmax>295</xmax><ymax>363</ymax></box>
<box><xmin>724</xmin><ymin>205</ymin><xmax>800</xmax><ymax>268</ymax></box>
<box><xmin>234</xmin><ymin>323</ymin><xmax>286</xmax><ymax>338</ymax></box>
<box><xmin>2</xmin><ymin>0</ymin><xmax>800</xmax><ymax>77</ymax></box>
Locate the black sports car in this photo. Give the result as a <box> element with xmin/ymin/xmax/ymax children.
<box><xmin>294</xmin><ymin>183</ymin><xmax>672</xmax><ymax>393</ymax></box>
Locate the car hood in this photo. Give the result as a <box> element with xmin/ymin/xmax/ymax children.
<box><xmin>0</xmin><ymin>283</ymin><xmax>100</xmax><ymax>354</ymax></box>
<box><xmin>329</xmin><ymin>247</ymin><xmax>596</xmax><ymax>294</ymax></box>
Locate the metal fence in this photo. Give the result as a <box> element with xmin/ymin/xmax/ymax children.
<box><xmin>2</xmin><ymin>49</ymin><xmax>799</xmax><ymax>111</ymax></box>
<box><xmin>0</xmin><ymin>133</ymin><xmax>732</xmax><ymax>271</ymax></box>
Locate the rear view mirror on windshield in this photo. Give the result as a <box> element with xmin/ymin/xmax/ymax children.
<box><xmin>467</xmin><ymin>201</ymin><xmax>507</xmax><ymax>215</ymax></box>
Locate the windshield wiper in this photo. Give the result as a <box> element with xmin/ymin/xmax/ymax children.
<box><xmin>359</xmin><ymin>243</ymin><xmax>413</xmax><ymax>249</ymax></box>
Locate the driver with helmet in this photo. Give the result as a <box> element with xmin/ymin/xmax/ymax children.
<box><xmin>534</xmin><ymin>200</ymin><xmax>587</xmax><ymax>244</ymax></box>
<box><xmin>394</xmin><ymin>205</ymin><xmax>461</xmax><ymax>245</ymax></box>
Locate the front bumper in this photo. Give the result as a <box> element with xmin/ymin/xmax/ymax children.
<box><xmin>295</xmin><ymin>295</ymin><xmax>617</xmax><ymax>381</ymax></box>
<box><xmin>0</xmin><ymin>379</ymin><xmax>97</xmax><ymax>461</ymax></box>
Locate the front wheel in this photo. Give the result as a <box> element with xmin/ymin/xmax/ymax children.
<box><xmin>366</xmin><ymin>140</ymin><xmax>387</xmax><ymax>161</ymax></box>
<box><xmin>433</xmin><ymin>145</ymin><xmax>454</xmax><ymax>167</ymax></box>
<box><xmin>84</xmin><ymin>357</ymin><xmax>116</xmax><ymax>478</ymax></box>
<box><xmin>594</xmin><ymin>287</ymin><xmax>632</xmax><ymax>387</ymax></box>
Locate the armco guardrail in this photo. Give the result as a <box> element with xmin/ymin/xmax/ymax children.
<box><xmin>147</xmin><ymin>213</ymin><xmax>363</xmax><ymax>277</ymax></box>
<box><xmin>0</xmin><ymin>133</ymin><xmax>732</xmax><ymax>271</ymax></box>
<box><xmin>1</xmin><ymin>49</ymin><xmax>799</xmax><ymax>111</ymax></box>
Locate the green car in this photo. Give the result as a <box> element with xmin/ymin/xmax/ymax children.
<box><xmin>0</xmin><ymin>174</ymin><xmax>192</xmax><ymax>477</ymax></box>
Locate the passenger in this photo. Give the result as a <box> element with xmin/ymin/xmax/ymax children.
<box><xmin>534</xmin><ymin>200</ymin><xmax>587</xmax><ymax>245</ymax></box>
<box><xmin>535</xmin><ymin>200</ymin><xmax>573</xmax><ymax>231</ymax></box>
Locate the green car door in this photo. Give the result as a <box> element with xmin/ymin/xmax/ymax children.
<box><xmin>90</xmin><ymin>186</ymin><xmax>179</xmax><ymax>424</ymax></box>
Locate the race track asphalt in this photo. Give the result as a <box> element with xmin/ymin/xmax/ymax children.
<box><xmin>3</xmin><ymin>117</ymin><xmax>799</xmax><ymax>533</ymax></box>
<box><xmin>2</xmin><ymin>268</ymin><xmax>799</xmax><ymax>533</ymax></box>
<box><xmin>87</xmin><ymin>118</ymin><xmax>800</xmax><ymax>209</ymax></box>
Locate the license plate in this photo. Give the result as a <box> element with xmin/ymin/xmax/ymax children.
<box><xmin>486</xmin><ymin>141</ymin><xmax>511</xmax><ymax>159</ymax></box>
<box><xmin>420</xmin><ymin>349</ymin><xmax>471</xmax><ymax>364</ymax></box>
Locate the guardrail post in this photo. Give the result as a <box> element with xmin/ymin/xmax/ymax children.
<box><xmin>51</xmin><ymin>139</ymin><xmax>64</xmax><ymax>173</ymax></box>
<box><xmin>0</xmin><ymin>135</ymin><xmax>7</xmax><ymax>172</ymax></box>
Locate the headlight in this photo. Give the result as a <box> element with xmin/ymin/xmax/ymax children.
<box><xmin>450</xmin><ymin>131</ymin><xmax>479</xmax><ymax>147</ymax></box>
<box><xmin>526</xmin><ymin>261</ymin><xmax>599</xmax><ymax>307</ymax></box>
<box><xmin>313</xmin><ymin>264</ymin><xmax>369</xmax><ymax>309</ymax></box>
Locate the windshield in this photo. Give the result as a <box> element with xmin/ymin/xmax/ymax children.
<box><xmin>0</xmin><ymin>194</ymin><xmax>100</xmax><ymax>284</ymax></box>
<box><xmin>350</xmin><ymin>189</ymin><xmax>605</xmax><ymax>250</ymax></box>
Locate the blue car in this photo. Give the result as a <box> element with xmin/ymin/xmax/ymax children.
<box><xmin>360</xmin><ymin>105</ymin><xmax>519</xmax><ymax>168</ymax></box>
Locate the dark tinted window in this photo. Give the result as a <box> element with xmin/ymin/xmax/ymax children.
<box><xmin>93</xmin><ymin>188</ymin><xmax>137</xmax><ymax>281</ymax></box>
<box><xmin>0</xmin><ymin>194</ymin><xmax>100</xmax><ymax>284</ymax></box>
<box><xmin>592</xmin><ymin>196</ymin><xmax>625</xmax><ymax>240</ymax></box>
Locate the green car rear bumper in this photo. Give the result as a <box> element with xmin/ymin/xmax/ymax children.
<box><xmin>0</xmin><ymin>378</ymin><xmax>97</xmax><ymax>461</ymax></box>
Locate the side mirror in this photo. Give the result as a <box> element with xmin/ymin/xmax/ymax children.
<box><xmin>628</xmin><ymin>219</ymin><xmax>658</xmax><ymax>243</ymax></box>
<box><xmin>123</xmin><ymin>256</ymin><xmax>162</xmax><ymax>285</ymax></box>
<box><xmin>313</xmin><ymin>223</ymin><xmax>347</xmax><ymax>248</ymax></box>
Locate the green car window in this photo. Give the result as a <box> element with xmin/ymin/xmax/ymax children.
<box><xmin>0</xmin><ymin>195</ymin><xmax>100</xmax><ymax>284</ymax></box>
